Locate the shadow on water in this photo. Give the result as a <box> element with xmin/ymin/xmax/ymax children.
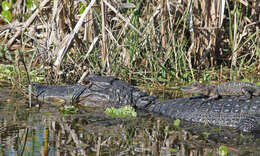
<box><xmin>1</xmin><ymin>87</ymin><xmax>260</xmax><ymax>155</ymax></box>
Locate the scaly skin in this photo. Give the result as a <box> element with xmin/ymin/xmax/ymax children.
<box><xmin>181</xmin><ymin>81</ymin><xmax>260</xmax><ymax>100</ymax></box>
<box><xmin>30</xmin><ymin>75</ymin><xmax>260</xmax><ymax>133</ymax></box>
<box><xmin>31</xmin><ymin>83</ymin><xmax>112</xmax><ymax>106</ymax></box>
<box><xmin>147</xmin><ymin>96</ymin><xmax>260</xmax><ymax>133</ymax></box>
<box><xmin>31</xmin><ymin>75</ymin><xmax>156</xmax><ymax>108</ymax></box>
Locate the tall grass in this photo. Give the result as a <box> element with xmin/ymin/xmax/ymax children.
<box><xmin>0</xmin><ymin>0</ymin><xmax>259</xmax><ymax>86</ymax></box>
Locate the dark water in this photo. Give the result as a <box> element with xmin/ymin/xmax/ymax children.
<box><xmin>1</xmin><ymin>87</ymin><xmax>260</xmax><ymax>156</ymax></box>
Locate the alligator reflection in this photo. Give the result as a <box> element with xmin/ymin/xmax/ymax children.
<box><xmin>1</xmin><ymin>88</ymin><xmax>260</xmax><ymax>155</ymax></box>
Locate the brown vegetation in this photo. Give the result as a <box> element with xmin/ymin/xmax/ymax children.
<box><xmin>0</xmin><ymin>0</ymin><xmax>260</xmax><ymax>84</ymax></box>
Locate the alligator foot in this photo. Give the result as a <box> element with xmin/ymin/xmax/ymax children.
<box><xmin>238</xmin><ymin>117</ymin><xmax>258</xmax><ymax>133</ymax></box>
<box><xmin>237</xmin><ymin>96</ymin><xmax>251</xmax><ymax>101</ymax></box>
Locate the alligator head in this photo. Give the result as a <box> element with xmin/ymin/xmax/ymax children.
<box><xmin>181</xmin><ymin>82</ymin><xmax>218</xmax><ymax>97</ymax></box>
<box><xmin>28</xmin><ymin>74</ymin><xmax>157</xmax><ymax>108</ymax></box>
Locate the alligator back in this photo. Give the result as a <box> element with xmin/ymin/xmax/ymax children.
<box><xmin>217</xmin><ymin>82</ymin><xmax>260</xmax><ymax>96</ymax></box>
<box><xmin>147</xmin><ymin>96</ymin><xmax>260</xmax><ymax>132</ymax></box>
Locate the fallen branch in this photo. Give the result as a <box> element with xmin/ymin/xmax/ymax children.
<box><xmin>53</xmin><ymin>0</ymin><xmax>96</xmax><ymax>71</ymax></box>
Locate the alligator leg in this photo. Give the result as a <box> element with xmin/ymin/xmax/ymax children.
<box><xmin>240</xmin><ymin>86</ymin><xmax>254</xmax><ymax>99</ymax></box>
<box><xmin>238</xmin><ymin>117</ymin><xmax>258</xmax><ymax>133</ymax></box>
<box><xmin>205</xmin><ymin>94</ymin><xmax>220</xmax><ymax>101</ymax></box>
<box><xmin>71</xmin><ymin>87</ymin><xmax>89</xmax><ymax>104</ymax></box>
<box><xmin>234</xmin><ymin>86</ymin><xmax>255</xmax><ymax>101</ymax></box>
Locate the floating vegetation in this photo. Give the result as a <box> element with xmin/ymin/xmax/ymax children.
<box><xmin>59</xmin><ymin>105</ymin><xmax>77</xmax><ymax>114</ymax></box>
<box><xmin>219</xmin><ymin>145</ymin><xmax>229</xmax><ymax>156</ymax></box>
<box><xmin>173</xmin><ymin>119</ymin><xmax>181</xmax><ymax>129</ymax></box>
<box><xmin>105</xmin><ymin>105</ymin><xmax>137</xmax><ymax>118</ymax></box>
<box><xmin>202</xmin><ymin>132</ymin><xmax>210</xmax><ymax>139</ymax></box>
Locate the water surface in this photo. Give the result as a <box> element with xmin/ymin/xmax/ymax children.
<box><xmin>1</xmin><ymin>87</ymin><xmax>260</xmax><ymax>156</ymax></box>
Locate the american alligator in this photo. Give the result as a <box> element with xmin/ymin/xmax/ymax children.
<box><xmin>181</xmin><ymin>81</ymin><xmax>260</xmax><ymax>100</ymax></box>
<box><xmin>31</xmin><ymin>75</ymin><xmax>260</xmax><ymax>133</ymax></box>
<box><xmin>31</xmin><ymin>75</ymin><xmax>156</xmax><ymax>108</ymax></box>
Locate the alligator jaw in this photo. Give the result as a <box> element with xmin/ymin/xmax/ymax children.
<box><xmin>181</xmin><ymin>82</ymin><xmax>220</xmax><ymax>100</ymax></box>
<box><xmin>180</xmin><ymin>86</ymin><xmax>203</xmax><ymax>93</ymax></box>
<box><xmin>181</xmin><ymin>83</ymin><xmax>211</xmax><ymax>95</ymax></box>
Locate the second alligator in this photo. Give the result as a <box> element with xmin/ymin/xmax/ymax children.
<box><xmin>181</xmin><ymin>81</ymin><xmax>260</xmax><ymax>100</ymax></box>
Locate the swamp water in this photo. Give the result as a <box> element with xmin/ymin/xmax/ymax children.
<box><xmin>0</xmin><ymin>87</ymin><xmax>260</xmax><ymax>156</ymax></box>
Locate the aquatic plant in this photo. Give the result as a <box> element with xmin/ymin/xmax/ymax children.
<box><xmin>105</xmin><ymin>105</ymin><xmax>137</xmax><ymax>118</ymax></box>
<box><xmin>219</xmin><ymin>145</ymin><xmax>228</xmax><ymax>156</ymax></box>
<box><xmin>59</xmin><ymin>105</ymin><xmax>78</xmax><ymax>114</ymax></box>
